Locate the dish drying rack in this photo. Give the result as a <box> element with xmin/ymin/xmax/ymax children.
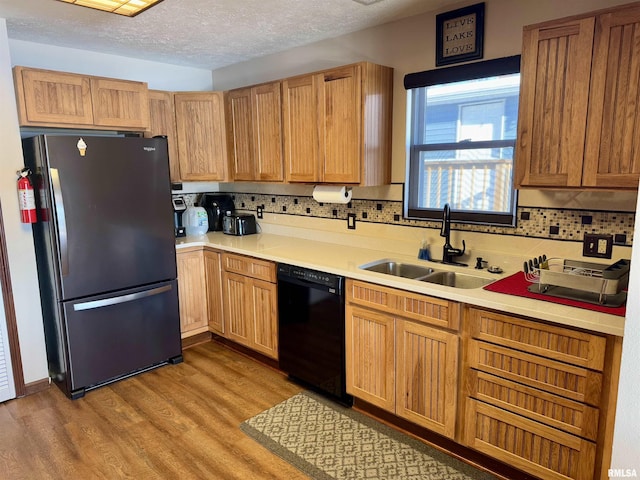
<box><xmin>524</xmin><ymin>257</ymin><xmax>630</xmax><ymax>307</ymax></box>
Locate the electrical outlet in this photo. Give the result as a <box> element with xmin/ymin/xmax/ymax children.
<box><xmin>256</xmin><ymin>205</ymin><xmax>263</xmax><ymax>219</ymax></box>
<box><xmin>583</xmin><ymin>233</ymin><xmax>613</xmax><ymax>259</ymax></box>
<box><xmin>347</xmin><ymin>213</ymin><xmax>356</xmax><ymax>230</ymax></box>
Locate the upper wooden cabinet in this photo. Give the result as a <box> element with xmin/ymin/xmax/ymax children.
<box><xmin>282</xmin><ymin>62</ymin><xmax>393</xmax><ymax>186</ymax></box>
<box><xmin>13</xmin><ymin>66</ymin><xmax>150</xmax><ymax>131</ymax></box>
<box><xmin>146</xmin><ymin>90</ymin><xmax>181</xmax><ymax>183</ymax></box>
<box><xmin>516</xmin><ymin>3</ymin><xmax>640</xmax><ymax>189</ymax></box>
<box><xmin>227</xmin><ymin>82</ymin><xmax>284</xmax><ymax>182</ymax></box>
<box><xmin>174</xmin><ymin>92</ymin><xmax>230</xmax><ymax>182</ymax></box>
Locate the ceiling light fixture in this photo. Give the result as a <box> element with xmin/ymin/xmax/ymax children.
<box><xmin>57</xmin><ymin>0</ymin><xmax>163</xmax><ymax>17</ymax></box>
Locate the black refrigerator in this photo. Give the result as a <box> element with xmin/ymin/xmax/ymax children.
<box><xmin>23</xmin><ymin>135</ymin><xmax>182</xmax><ymax>399</ymax></box>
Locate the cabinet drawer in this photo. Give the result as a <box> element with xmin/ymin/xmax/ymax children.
<box><xmin>468</xmin><ymin>308</ymin><xmax>606</xmax><ymax>371</ymax></box>
<box><xmin>468</xmin><ymin>340</ymin><xmax>602</xmax><ymax>406</ymax></box>
<box><xmin>468</xmin><ymin>370</ymin><xmax>599</xmax><ymax>441</ymax></box>
<box><xmin>347</xmin><ymin>279</ymin><xmax>459</xmax><ymax>330</ymax></box>
<box><xmin>222</xmin><ymin>253</ymin><xmax>276</xmax><ymax>282</ymax></box>
<box><xmin>464</xmin><ymin>398</ymin><xmax>596</xmax><ymax>480</ymax></box>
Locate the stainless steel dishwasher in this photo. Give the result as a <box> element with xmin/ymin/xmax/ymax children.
<box><xmin>277</xmin><ymin>263</ymin><xmax>352</xmax><ymax>406</ymax></box>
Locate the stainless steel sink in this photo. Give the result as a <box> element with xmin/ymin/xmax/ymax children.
<box><xmin>359</xmin><ymin>259</ymin><xmax>436</xmax><ymax>279</ymax></box>
<box><xmin>419</xmin><ymin>271</ymin><xmax>494</xmax><ymax>289</ymax></box>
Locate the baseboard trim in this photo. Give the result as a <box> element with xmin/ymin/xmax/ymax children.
<box><xmin>22</xmin><ymin>377</ymin><xmax>50</xmax><ymax>397</ymax></box>
<box><xmin>182</xmin><ymin>331</ymin><xmax>213</xmax><ymax>349</ymax></box>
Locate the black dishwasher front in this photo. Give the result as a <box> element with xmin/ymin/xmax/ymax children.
<box><xmin>277</xmin><ymin>264</ymin><xmax>352</xmax><ymax>406</ymax></box>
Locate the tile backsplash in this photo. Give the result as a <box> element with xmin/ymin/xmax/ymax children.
<box><xmin>177</xmin><ymin>192</ymin><xmax>635</xmax><ymax>246</ymax></box>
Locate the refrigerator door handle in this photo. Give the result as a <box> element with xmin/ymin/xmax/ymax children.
<box><xmin>73</xmin><ymin>284</ymin><xmax>173</xmax><ymax>311</ymax></box>
<box><xmin>50</xmin><ymin>168</ymin><xmax>69</xmax><ymax>276</ymax></box>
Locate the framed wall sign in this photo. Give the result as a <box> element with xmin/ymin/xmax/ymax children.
<box><xmin>436</xmin><ymin>2</ymin><xmax>485</xmax><ymax>66</ymax></box>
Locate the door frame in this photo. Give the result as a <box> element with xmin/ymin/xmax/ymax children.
<box><xmin>0</xmin><ymin>200</ymin><xmax>25</xmax><ymax>397</ymax></box>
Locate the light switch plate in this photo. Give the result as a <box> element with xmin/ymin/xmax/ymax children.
<box><xmin>583</xmin><ymin>233</ymin><xmax>613</xmax><ymax>259</ymax></box>
<box><xmin>347</xmin><ymin>213</ymin><xmax>356</xmax><ymax>230</ymax></box>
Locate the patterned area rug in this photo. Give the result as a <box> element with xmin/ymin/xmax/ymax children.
<box><xmin>240</xmin><ymin>391</ymin><xmax>498</xmax><ymax>480</ymax></box>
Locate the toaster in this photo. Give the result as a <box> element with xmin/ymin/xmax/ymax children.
<box><xmin>222</xmin><ymin>214</ymin><xmax>258</xmax><ymax>236</ymax></box>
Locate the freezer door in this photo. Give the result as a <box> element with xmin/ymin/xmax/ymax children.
<box><xmin>42</xmin><ymin>135</ymin><xmax>176</xmax><ymax>300</ymax></box>
<box><xmin>62</xmin><ymin>280</ymin><xmax>181</xmax><ymax>394</ymax></box>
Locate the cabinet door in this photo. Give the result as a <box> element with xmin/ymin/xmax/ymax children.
<box><xmin>249</xmin><ymin>278</ymin><xmax>278</xmax><ymax>359</ymax></box>
<box><xmin>204</xmin><ymin>250</ymin><xmax>224</xmax><ymax>335</ymax></box>
<box><xmin>222</xmin><ymin>271</ymin><xmax>252</xmax><ymax>347</ymax></box>
<box><xmin>253</xmin><ymin>82</ymin><xmax>284</xmax><ymax>182</ymax></box>
<box><xmin>583</xmin><ymin>6</ymin><xmax>640</xmax><ymax>188</ymax></box>
<box><xmin>14</xmin><ymin>67</ymin><xmax>94</xmax><ymax>126</ymax></box>
<box><xmin>175</xmin><ymin>92</ymin><xmax>229</xmax><ymax>181</ymax></box>
<box><xmin>395</xmin><ymin>319</ymin><xmax>458</xmax><ymax>438</ymax></box>
<box><xmin>90</xmin><ymin>77</ymin><xmax>150</xmax><ymax>130</ymax></box>
<box><xmin>345</xmin><ymin>305</ymin><xmax>395</xmax><ymax>411</ymax></box>
<box><xmin>282</xmin><ymin>74</ymin><xmax>320</xmax><ymax>182</ymax></box>
<box><xmin>146</xmin><ymin>90</ymin><xmax>180</xmax><ymax>183</ymax></box>
<box><xmin>227</xmin><ymin>87</ymin><xmax>255</xmax><ymax>181</ymax></box>
<box><xmin>320</xmin><ymin>65</ymin><xmax>361</xmax><ymax>184</ymax></box>
<box><xmin>176</xmin><ymin>250</ymin><xmax>208</xmax><ymax>337</ymax></box>
<box><xmin>515</xmin><ymin>18</ymin><xmax>595</xmax><ymax>188</ymax></box>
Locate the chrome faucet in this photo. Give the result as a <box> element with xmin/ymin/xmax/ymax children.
<box><xmin>440</xmin><ymin>203</ymin><xmax>466</xmax><ymax>265</ymax></box>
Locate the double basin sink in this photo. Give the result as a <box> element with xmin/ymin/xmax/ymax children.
<box><xmin>359</xmin><ymin>259</ymin><xmax>495</xmax><ymax>289</ymax></box>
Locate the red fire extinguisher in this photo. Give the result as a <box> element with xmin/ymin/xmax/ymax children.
<box><xmin>17</xmin><ymin>168</ymin><xmax>37</xmax><ymax>224</ymax></box>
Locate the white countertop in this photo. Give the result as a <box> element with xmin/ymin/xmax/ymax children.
<box><xmin>176</xmin><ymin>231</ymin><xmax>626</xmax><ymax>337</ymax></box>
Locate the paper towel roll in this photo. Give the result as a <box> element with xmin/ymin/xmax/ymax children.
<box><xmin>312</xmin><ymin>185</ymin><xmax>352</xmax><ymax>204</ymax></box>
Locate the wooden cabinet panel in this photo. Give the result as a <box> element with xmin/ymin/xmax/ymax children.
<box><xmin>516</xmin><ymin>18</ymin><xmax>595</xmax><ymax>188</ymax></box>
<box><xmin>90</xmin><ymin>77</ymin><xmax>149</xmax><ymax>130</ymax></box>
<box><xmin>174</xmin><ymin>92</ymin><xmax>229</xmax><ymax>181</ymax></box>
<box><xmin>464</xmin><ymin>398</ymin><xmax>596</xmax><ymax>480</ymax></box>
<box><xmin>176</xmin><ymin>250</ymin><xmax>208</xmax><ymax>337</ymax></box>
<box><xmin>320</xmin><ymin>65</ymin><xmax>361</xmax><ymax>184</ymax></box>
<box><xmin>282</xmin><ymin>62</ymin><xmax>392</xmax><ymax>186</ymax></box>
<box><xmin>396</xmin><ymin>319</ymin><xmax>458</xmax><ymax>438</ymax></box>
<box><xmin>228</xmin><ymin>82</ymin><xmax>284</xmax><ymax>182</ymax></box>
<box><xmin>345</xmin><ymin>305</ymin><xmax>395</xmax><ymax>410</ymax></box>
<box><xmin>468</xmin><ymin>340</ymin><xmax>602</xmax><ymax>406</ymax></box>
<box><xmin>583</xmin><ymin>5</ymin><xmax>640</xmax><ymax>188</ymax></box>
<box><xmin>14</xmin><ymin>67</ymin><xmax>94</xmax><ymax>126</ymax></box>
<box><xmin>347</xmin><ymin>280</ymin><xmax>459</xmax><ymax>330</ymax></box>
<box><xmin>146</xmin><ymin>90</ymin><xmax>180</xmax><ymax>183</ymax></box>
<box><xmin>253</xmin><ymin>82</ymin><xmax>284</xmax><ymax>181</ymax></box>
<box><xmin>204</xmin><ymin>249</ymin><xmax>224</xmax><ymax>335</ymax></box>
<box><xmin>223</xmin><ymin>271</ymin><xmax>251</xmax><ymax>347</ymax></box>
<box><xmin>468</xmin><ymin>308</ymin><xmax>606</xmax><ymax>370</ymax></box>
<box><xmin>222</xmin><ymin>253</ymin><xmax>276</xmax><ymax>282</ymax></box>
<box><xmin>227</xmin><ymin>87</ymin><xmax>255</xmax><ymax>181</ymax></box>
<box><xmin>249</xmin><ymin>279</ymin><xmax>278</xmax><ymax>358</ymax></box>
<box><xmin>282</xmin><ymin>74</ymin><xmax>320</xmax><ymax>183</ymax></box>
<box><xmin>221</xmin><ymin>254</ymin><xmax>278</xmax><ymax>359</ymax></box>
<box><xmin>468</xmin><ymin>370</ymin><xmax>599</xmax><ymax>441</ymax></box>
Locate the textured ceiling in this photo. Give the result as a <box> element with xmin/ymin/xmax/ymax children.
<box><xmin>0</xmin><ymin>0</ymin><xmax>458</xmax><ymax>70</ymax></box>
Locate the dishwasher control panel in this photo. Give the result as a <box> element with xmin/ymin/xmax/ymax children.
<box><xmin>277</xmin><ymin>263</ymin><xmax>343</xmax><ymax>291</ymax></box>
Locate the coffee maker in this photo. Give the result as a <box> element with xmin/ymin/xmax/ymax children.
<box><xmin>198</xmin><ymin>193</ymin><xmax>235</xmax><ymax>231</ymax></box>
<box><xmin>172</xmin><ymin>195</ymin><xmax>187</xmax><ymax>237</ymax></box>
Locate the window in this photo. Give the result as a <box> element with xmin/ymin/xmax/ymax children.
<box><xmin>404</xmin><ymin>56</ymin><xmax>521</xmax><ymax>226</ymax></box>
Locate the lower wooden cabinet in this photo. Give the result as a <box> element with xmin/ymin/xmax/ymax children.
<box><xmin>176</xmin><ymin>249</ymin><xmax>208</xmax><ymax>337</ymax></box>
<box><xmin>222</xmin><ymin>253</ymin><xmax>278</xmax><ymax>359</ymax></box>
<box><xmin>345</xmin><ymin>280</ymin><xmax>459</xmax><ymax>438</ymax></box>
<box><xmin>204</xmin><ymin>249</ymin><xmax>224</xmax><ymax>335</ymax></box>
<box><xmin>460</xmin><ymin>307</ymin><xmax>615</xmax><ymax>480</ymax></box>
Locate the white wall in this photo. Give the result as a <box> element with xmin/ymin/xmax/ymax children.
<box><xmin>0</xmin><ymin>19</ymin><xmax>48</xmax><ymax>384</ymax></box>
<box><xmin>611</xmin><ymin>189</ymin><xmax>640</xmax><ymax>467</ymax></box>
<box><xmin>9</xmin><ymin>39</ymin><xmax>213</xmax><ymax>91</ymax></box>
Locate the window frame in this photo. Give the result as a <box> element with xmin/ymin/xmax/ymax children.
<box><xmin>403</xmin><ymin>55</ymin><xmax>521</xmax><ymax>226</ymax></box>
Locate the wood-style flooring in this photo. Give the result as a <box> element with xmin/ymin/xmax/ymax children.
<box><xmin>0</xmin><ymin>341</ymin><xmax>308</xmax><ymax>480</ymax></box>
